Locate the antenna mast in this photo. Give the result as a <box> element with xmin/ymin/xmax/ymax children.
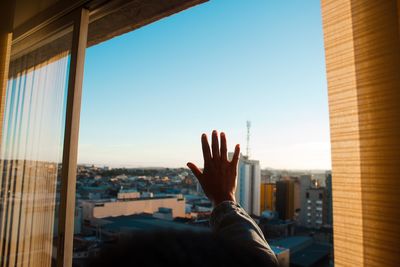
<box><xmin>246</xmin><ymin>121</ymin><xmax>251</xmax><ymax>158</ymax></box>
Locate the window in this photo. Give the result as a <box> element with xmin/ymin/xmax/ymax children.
<box><xmin>74</xmin><ymin>1</ymin><xmax>333</xmax><ymax>266</ymax></box>
<box><xmin>0</xmin><ymin>7</ymin><xmax>89</xmax><ymax>266</ymax></box>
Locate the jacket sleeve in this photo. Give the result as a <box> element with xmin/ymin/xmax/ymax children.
<box><xmin>210</xmin><ymin>201</ymin><xmax>279</xmax><ymax>266</ymax></box>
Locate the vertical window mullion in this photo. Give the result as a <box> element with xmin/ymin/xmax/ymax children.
<box><xmin>56</xmin><ymin>8</ymin><xmax>89</xmax><ymax>267</ymax></box>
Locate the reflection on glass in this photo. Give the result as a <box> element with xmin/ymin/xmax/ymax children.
<box><xmin>0</xmin><ymin>37</ymin><xmax>71</xmax><ymax>266</ymax></box>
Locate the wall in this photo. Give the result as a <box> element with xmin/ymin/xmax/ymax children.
<box><xmin>260</xmin><ymin>183</ymin><xmax>276</xmax><ymax>212</ymax></box>
<box><xmin>84</xmin><ymin>197</ymin><xmax>186</xmax><ymax>219</ymax></box>
<box><xmin>276</xmin><ymin>180</ymin><xmax>294</xmax><ymax>220</ymax></box>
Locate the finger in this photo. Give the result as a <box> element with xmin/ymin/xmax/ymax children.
<box><xmin>220</xmin><ymin>132</ymin><xmax>227</xmax><ymax>161</ymax></box>
<box><xmin>211</xmin><ymin>130</ymin><xmax>220</xmax><ymax>160</ymax></box>
<box><xmin>231</xmin><ymin>144</ymin><xmax>240</xmax><ymax>166</ymax></box>
<box><xmin>201</xmin><ymin>134</ymin><xmax>212</xmax><ymax>163</ymax></box>
<box><xmin>187</xmin><ymin>162</ymin><xmax>203</xmax><ymax>180</ymax></box>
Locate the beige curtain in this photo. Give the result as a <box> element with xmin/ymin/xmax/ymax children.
<box><xmin>321</xmin><ymin>0</ymin><xmax>400</xmax><ymax>266</ymax></box>
<box><xmin>0</xmin><ymin>46</ymin><xmax>70</xmax><ymax>267</ymax></box>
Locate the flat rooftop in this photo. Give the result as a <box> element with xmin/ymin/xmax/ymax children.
<box><xmin>270</xmin><ymin>245</ymin><xmax>289</xmax><ymax>255</ymax></box>
<box><xmin>84</xmin><ymin>195</ymin><xmax>183</xmax><ymax>204</ymax></box>
<box><xmin>290</xmin><ymin>243</ymin><xmax>330</xmax><ymax>267</ymax></box>
<box><xmin>271</xmin><ymin>236</ymin><xmax>312</xmax><ymax>250</ymax></box>
<box><xmin>271</xmin><ymin>237</ymin><xmax>330</xmax><ymax>267</ymax></box>
<box><xmin>100</xmin><ymin>214</ymin><xmax>209</xmax><ymax>233</ymax></box>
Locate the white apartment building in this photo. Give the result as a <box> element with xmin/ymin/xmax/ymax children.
<box><xmin>229</xmin><ymin>153</ymin><xmax>261</xmax><ymax>216</ymax></box>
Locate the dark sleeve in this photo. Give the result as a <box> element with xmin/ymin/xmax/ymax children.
<box><xmin>210</xmin><ymin>201</ymin><xmax>279</xmax><ymax>267</ymax></box>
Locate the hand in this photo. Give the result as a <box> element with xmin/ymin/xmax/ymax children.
<box><xmin>187</xmin><ymin>130</ymin><xmax>240</xmax><ymax>206</ymax></box>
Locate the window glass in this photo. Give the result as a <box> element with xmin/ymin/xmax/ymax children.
<box><xmin>75</xmin><ymin>1</ymin><xmax>333</xmax><ymax>266</ymax></box>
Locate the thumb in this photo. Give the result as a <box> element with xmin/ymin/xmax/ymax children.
<box><xmin>187</xmin><ymin>162</ymin><xmax>203</xmax><ymax>181</ymax></box>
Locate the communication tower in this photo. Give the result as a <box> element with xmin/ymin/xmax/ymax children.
<box><xmin>246</xmin><ymin>120</ymin><xmax>251</xmax><ymax>158</ymax></box>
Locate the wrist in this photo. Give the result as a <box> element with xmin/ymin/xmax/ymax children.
<box><xmin>213</xmin><ymin>194</ymin><xmax>236</xmax><ymax>207</ymax></box>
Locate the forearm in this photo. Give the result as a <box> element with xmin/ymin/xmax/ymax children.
<box><xmin>210</xmin><ymin>201</ymin><xmax>279</xmax><ymax>266</ymax></box>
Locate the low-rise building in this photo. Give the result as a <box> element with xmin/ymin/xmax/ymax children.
<box><xmin>271</xmin><ymin>237</ymin><xmax>330</xmax><ymax>267</ymax></box>
<box><xmin>82</xmin><ymin>191</ymin><xmax>186</xmax><ymax>220</ymax></box>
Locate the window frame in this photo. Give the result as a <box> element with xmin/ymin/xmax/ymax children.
<box><xmin>56</xmin><ymin>8</ymin><xmax>89</xmax><ymax>267</ymax></box>
<box><xmin>1</xmin><ymin>7</ymin><xmax>89</xmax><ymax>267</ymax></box>
<box><xmin>1</xmin><ymin>1</ymin><xmax>209</xmax><ymax>266</ymax></box>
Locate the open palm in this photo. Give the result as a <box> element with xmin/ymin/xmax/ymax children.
<box><xmin>187</xmin><ymin>130</ymin><xmax>240</xmax><ymax>206</ymax></box>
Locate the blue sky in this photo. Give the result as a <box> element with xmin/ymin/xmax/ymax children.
<box><xmin>78</xmin><ymin>0</ymin><xmax>331</xmax><ymax>170</ymax></box>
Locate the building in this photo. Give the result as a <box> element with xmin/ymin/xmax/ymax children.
<box><xmin>298</xmin><ymin>174</ymin><xmax>332</xmax><ymax>228</ymax></box>
<box><xmin>325</xmin><ymin>171</ymin><xmax>333</xmax><ymax>226</ymax></box>
<box><xmin>260</xmin><ymin>182</ymin><xmax>276</xmax><ymax>213</ymax></box>
<box><xmin>82</xmin><ymin>190</ymin><xmax>186</xmax><ymax>221</ymax></box>
<box><xmin>270</xmin><ymin>236</ymin><xmax>330</xmax><ymax>267</ymax></box>
<box><xmin>229</xmin><ymin>153</ymin><xmax>261</xmax><ymax>216</ymax></box>
<box><xmin>276</xmin><ymin>180</ymin><xmax>295</xmax><ymax>220</ymax></box>
<box><xmin>292</xmin><ymin>177</ymin><xmax>301</xmax><ymax>219</ymax></box>
<box><xmin>299</xmin><ymin>175</ymin><xmax>312</xmax><ymax>226</ymax></box>
<box><xmin>260</xmin><ymin>217</ymin><xmax>295</xmax><ymax>239</ymax></box>
<box><xmin>304</xmin><ymin>187</ymin><xmax>327</xmax><ymax>229</ymax></box>
<box><xmin>89</xmin><ymin>213</ymin><xmax>209</xmax><ymax>241</ymax></box>
<box><xmin>54</xmin><ymin>205</ymin><xmax>83</xmax><ymax>236</ymax></box>
<box><xmin>117</xmin><ymin>188</ymin><xmax>140</xmax><ymax>199</ymax></box>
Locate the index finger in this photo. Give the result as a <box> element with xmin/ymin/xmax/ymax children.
<box><xmin>231</xmin><ymin>144</ymin><xmax>240</xmax><ymax>167</ymax></box>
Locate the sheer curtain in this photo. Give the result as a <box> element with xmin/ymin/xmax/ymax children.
<box><xmin>0</xmin><ymin>46</ymin><xmax>70</xmax><ymax>266</ymax></box>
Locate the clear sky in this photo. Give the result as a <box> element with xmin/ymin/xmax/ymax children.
<box><xmin>78</xmin><ymin>0</ymin><xmax>331</xmax><ymax>170</ymax></box>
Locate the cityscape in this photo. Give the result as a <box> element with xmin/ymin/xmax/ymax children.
<box><xmin>67</xmin><ymin>155</ymin><xmax>333</xmax><ymax>267</ymax></box>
